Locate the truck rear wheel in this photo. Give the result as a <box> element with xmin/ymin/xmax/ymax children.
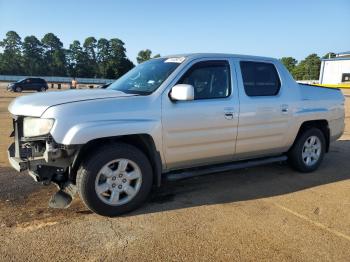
<box><xmin>288</xmin><ymin>128</ymin><xmax>325</xmax><ymax>172</ymax></box>
<box><xmin>76</xmin><ymin>143</ymin><xmax>153</xmax><ymax>217</ymax></box>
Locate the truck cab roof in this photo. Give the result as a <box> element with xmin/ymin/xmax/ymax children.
<box><xmin>162</xmin><ymin>53</ymin><xmax>279</xmax><ymax>62</ymax></box>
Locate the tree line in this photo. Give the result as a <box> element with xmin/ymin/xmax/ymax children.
<box><xmin>280</xmin><ymin>52</ymin><xmax>336</xmax><ymax>81</ymax></box>
<box><xmin>0</xmin><ymin>30</ymin><xmax>334</xmax><ymax>80</ymax></box>
<box><xmin>0</xmin><ymin>31</ymin><xmax>159</xmax><ymax>79</ymax></box>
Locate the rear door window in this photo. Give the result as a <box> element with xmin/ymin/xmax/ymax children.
<box><xmin>33</xmin><ymin>78</ymin><xmax>43</xmax><ymax>83</ymax></box>
<box><xmin>240</xmin><ymin>61</ymin><xmax>281</xmax><ymax>96</ymax></box>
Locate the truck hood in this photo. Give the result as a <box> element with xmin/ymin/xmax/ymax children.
<box><xmin>8</xmin><ymin>89</ymin><xmax>137</xmax><ymax>117</ymax></box>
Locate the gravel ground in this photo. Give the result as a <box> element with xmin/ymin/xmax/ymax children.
<box><xmin>0</xmin><ymin>88</ymin><xmax>349</xmax><ymax>261</ymax></box>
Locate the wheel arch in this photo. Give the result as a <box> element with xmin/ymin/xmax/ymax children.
<box><xmin>290</xmin><ymin>119</ymin><xmax>330</xmax><ymax>153</ymax></box>
<box><xmin>71</xmin><ymin>134</ymin><xmax>162</xmax><ymax>187</ymax></box>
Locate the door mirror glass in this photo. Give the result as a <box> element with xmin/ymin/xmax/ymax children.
<box><xmin>170</xmin><ymin>84</ymin><xmax>194</xmax><ymax>101</ymax></box>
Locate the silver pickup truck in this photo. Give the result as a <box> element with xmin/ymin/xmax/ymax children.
<box><xmin>8</xmin><ymin>53</ymin><xmax>345</xmax><ymax>216</ymax></box>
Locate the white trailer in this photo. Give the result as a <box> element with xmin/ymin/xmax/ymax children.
<box><xmin>319</xmin><ymin>52</ymin><xmax>350</xmax><ymax>85</ymax></box>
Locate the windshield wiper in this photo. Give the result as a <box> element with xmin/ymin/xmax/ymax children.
<box><xmin>121</xmin><ymin>90</ymin><xmax>152</xmax><ymax>95</ymax></box>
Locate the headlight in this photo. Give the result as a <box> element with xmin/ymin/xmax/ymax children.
<box><xmin>23</xmin><ymin>117</ymin><xmax>54</xmax><ymax>137</ymax></box>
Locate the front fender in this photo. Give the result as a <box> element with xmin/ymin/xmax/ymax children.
<box><xmin>51</xmin><ymin>119</ymin><xmax>162</xmax><ymax>146</ymax></box>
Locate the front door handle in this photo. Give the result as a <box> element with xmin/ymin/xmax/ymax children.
<box><xmin>224</xmin><ymin>107</ymin><xmax>235</xmax><ymax>120</ymax></box>
<box><xmin>224</xmin><ymin>112</ymin><xmax>234</xmax><ymax>120</ymax></box>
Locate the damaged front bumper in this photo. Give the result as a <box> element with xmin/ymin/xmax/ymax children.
<box><xmin>8</xmin><ymin>143</ymin><xmax>27</xmax><ymax>172</ymax></box>
<box><xmin>8</xmin><ymin>116</ymin><xmax>79</xmax><ymax>208</ymax></box>
<box><xmin>8</xmin><ymin>116</ymin><xmax>78</xmax><ymax>183</ymax></box>
<box><xmin>8</xmin><ymin>141</ymin><xmax>66</xmax><ymax>182</ymax></box>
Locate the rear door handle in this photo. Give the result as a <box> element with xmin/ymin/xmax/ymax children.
<box><xmin>281</xmin><ymin>104</ymin><xmax>289</xmax><ymax>113</ymax></box>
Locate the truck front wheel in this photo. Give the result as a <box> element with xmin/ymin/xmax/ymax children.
<box><xmin>76</xmin><ymin>143</ymin><xmax>153</xmax><ymax>217</ymax></box>
<box><xmin>288</xmin><ymin>128</ymin><xmax>326</xmax><ymax>172</ymax></box>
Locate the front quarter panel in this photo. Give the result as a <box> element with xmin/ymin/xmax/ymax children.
<box><xmin>41</xmin><ymin>96</ymin><xmax>163</xmax><ymax>151</ymax></box>
<box><xmin>58</xmin><ymin>119</ymin><xmax>161</xmax><ymax>145</ymax></box>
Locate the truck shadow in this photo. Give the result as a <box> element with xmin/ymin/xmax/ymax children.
<box><xmin>1</xmin><ymin>140</ymin><xmax>349</xmax><ymax>220</ymax></box>
<box><xmin>132</xmin><ymin>139</ymin><xmax>350</xmax><ymax>216</ymax></box>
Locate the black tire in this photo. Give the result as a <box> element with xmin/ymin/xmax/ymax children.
<box><xmin>38</xmin><ymin>87</ymin><xmax>46</xmax><ymax>92</ymax></box>
<box><xmin>76</xmin><ymin>143</ymin><xmax>153</xmax><ymax>217</ymax></box>
<box><xmin>288</xmin><ymin>128</ymin><xmax>326</xmax><ymax>172</ymax></box>
<box><xmin>15</xmin><ymin>87</ymin><xmax>22</xmax><ymax>92</ymax></box>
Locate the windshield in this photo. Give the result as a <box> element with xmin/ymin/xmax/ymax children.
<box><xmin>107</xmin><ymin>58</ymin><xmax>183</xmax><ymax>95</ymax></box>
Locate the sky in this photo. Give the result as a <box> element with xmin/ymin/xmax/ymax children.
<box><xmin>0</xmin><ymin>0</ymin><xmax>349</xmax><ymax>63</ymax></box>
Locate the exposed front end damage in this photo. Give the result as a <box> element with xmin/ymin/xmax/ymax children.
<box><xmin>8</xmin><ymin>116</ymin><xmax>79</xmax><ymax>207</ymax></box>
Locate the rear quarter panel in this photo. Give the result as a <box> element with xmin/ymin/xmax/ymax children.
<box><xmin>295</xmin><ymin>85</ymin><xmax>345</xmax><ymax>142</ymax></box>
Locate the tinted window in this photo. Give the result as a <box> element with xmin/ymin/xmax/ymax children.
<box><xmin>33</xmin><ymin>78</ymin><xmax>42</xmax><ymax>83</ymax></box>
<box><xmin>178</xmin><ymin>61</ymin><xmax>231</xmax><ymax>99</ymax></box>
<box><xmin>342</xmin><ymin>73</ymin><xmax>350</xmax><ymax>82</ymax></box>
<box><xmin>240</xmin><ymin>61</ymin><xmax>281</xmax><ymax>96</ymax></box>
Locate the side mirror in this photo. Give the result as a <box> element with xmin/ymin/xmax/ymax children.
<box><xmin>170</xmin><ymin>84</ymin><xmax>194</xmax><ymax>101</ymax></box>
